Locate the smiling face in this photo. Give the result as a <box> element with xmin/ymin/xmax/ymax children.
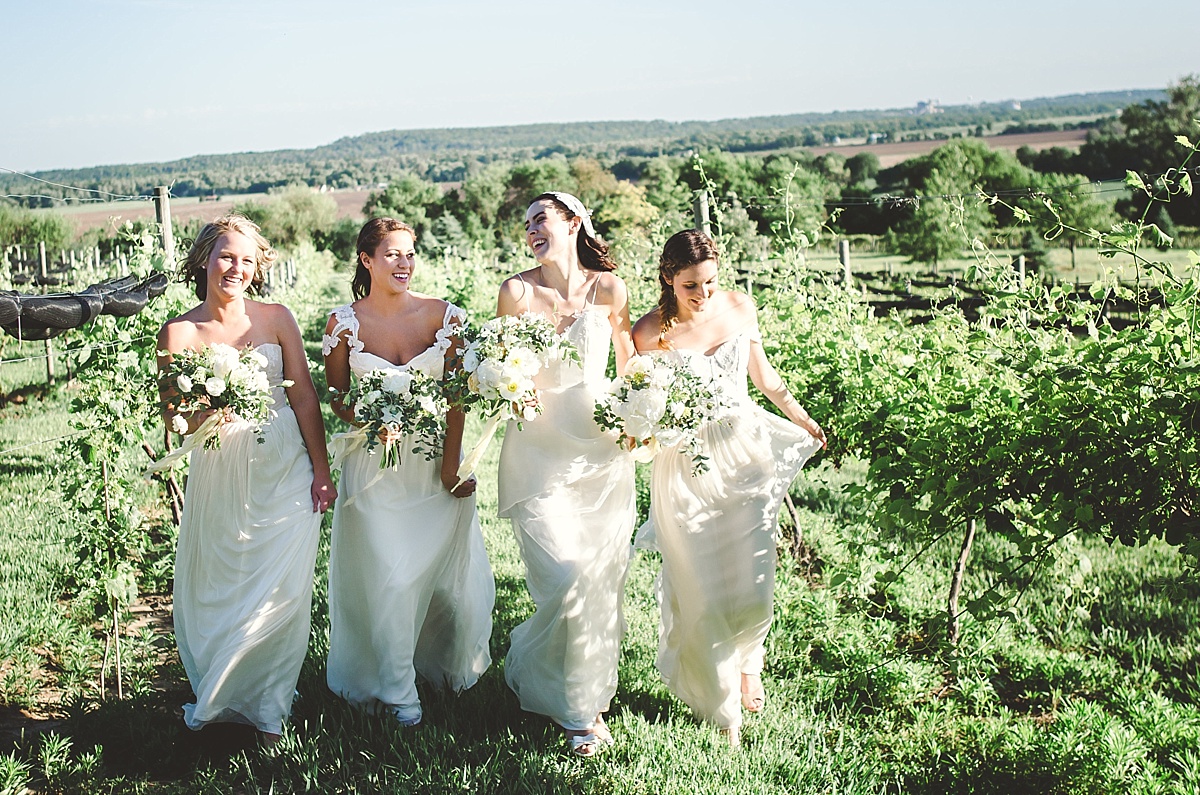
<box><xmin>666</xmin><ymin>258</ymin><xmax>719</xmax><ymax>317</ymax></box>
<box><xmin>524</xmin><ymin>198</ymin><xmax>578</xmax><ymax>263</ymax></box>
<box><xmin>206</xmin><ymin>232</ymin><xmax>259</xmax><ymax>300</ymax></box>
<box><xmin>362</xmin><ymin>230</ymin><xmax>417</xmax><ymax>293</ymax></box>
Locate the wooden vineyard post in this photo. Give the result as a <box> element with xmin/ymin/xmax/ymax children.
<box><xmin>154</xmin><ymin>186</ymin><xmax>175</xmax><ymax>267</ymax></box>
<box><xmin>839</xmin><ymin>239</ymin><xmax>851</xmax><ymax>285</ymax></box>
<box><xmin>692</xmin><ymin>190</ymin><xmax>711</xmax><ymax>238</ymax></box>
<box><xmin>947</xmin><ymin>517</ymin><xmax>977</xmax><ymax>648</ymax></box>
<box><xmin>1016</xmin><ymin>254</ymin><xmax>1026</xmax><ymax>289</ymax></box>
<box><xmin>39</xmin><ymin>241</ymin><xmax>55</xmax><ymax>385</ymax></box>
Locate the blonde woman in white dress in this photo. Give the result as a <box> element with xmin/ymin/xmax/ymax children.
<box><xmin>157</xmin><ymin>215</ymin><xmax>336</xmax><ymax>743</ymax></box>
<box><xmin>496</xmin><ymin>192</ymin><xmax>636</xmax><ymax>757</ymax></box>
<box><xmin>323</xmin><ymin>218</ymin><xmax>493</xmax><ymax>728</ymax></box>
<box><xmin>632</xmin><ymin>229</ymin><xmax>826</xmax><ymax>747</ymax></box>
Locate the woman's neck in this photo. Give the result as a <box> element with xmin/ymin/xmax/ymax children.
<box><xmin>204</xmin><ymin>294</ymin><xmax>247</xmax><ymax>323</ymax></box>
<box><xmin>536</xmin><ymin>255</ymin><xmax>587</xmax><ymax>301</ymax></box>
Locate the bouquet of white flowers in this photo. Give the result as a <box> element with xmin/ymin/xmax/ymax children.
<box><xmin>147</xmin><ymin>343</ymin><xmax>290</xmax><ymax>474</ymax></box>
<box><xmin>594</xmin><ymin>353</ymin><xmax>729</xmax><ymax>475</ymax></box>
<box><xmin>162</xmin><ymin>343</ymin><xmax>288</xmax><ymax>449</ymax></box>
<box><xmin>342</xmin><ymin>367</ymin><xmax>447</xmax><ymax>469</ymax></box>
<box><xmin>448</xmin><ymin>313</ymin><xmax>578</xmax><ymax>484</ymax></box>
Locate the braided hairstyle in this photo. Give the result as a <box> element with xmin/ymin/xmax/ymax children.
<box><xmin>656</xmin><ymin>229</ymin><xmax>721</xmax><ymax>347</ymax></box>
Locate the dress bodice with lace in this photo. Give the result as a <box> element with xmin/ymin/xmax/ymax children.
<box><xmin>668</xmin><ymin>333</ymin><xmax>754</xmax><ymax>406</ymax></box>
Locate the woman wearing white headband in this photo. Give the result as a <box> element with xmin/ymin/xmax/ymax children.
<box><xmin>495</xmin><ymin>191</ymin><xmax>636</xmax><ymax>757</ymax></box>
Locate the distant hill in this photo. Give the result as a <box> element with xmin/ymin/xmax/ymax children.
<box><xmin>1</xmin><ymin>88</ymin><xmax>1164</xmax><ymax>206</ymax></box>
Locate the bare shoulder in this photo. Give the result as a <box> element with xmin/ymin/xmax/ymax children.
<box><xmin>593</xmin><ymin>271</ymin><xmax>628</xmax><ymax>304</ymax></box>
<box><xmin>631</xmin><ymin>309</ymin><xmax>662</xmax><ymax>352</ymax></box>
<box><xmin>247</xmin><ymin>299</ymin><xmax>299</xmax><ymax>340</ymax></box>
<box><xmin>158</xmin><ymin>308</ymin><xmax>202</xmax><ymax>353</ymax></box>
<box><xmin>498</xmin><ymin>270</ymin><xmax>535</xmax><ymax>314</ymax></box>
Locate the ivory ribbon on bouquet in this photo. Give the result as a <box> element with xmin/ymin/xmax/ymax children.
<box><xmin>145</xmin><ymin>413</ymin><xmax>224</xmax><ymax>475</ymax></box>
<box><xmin>329</xmin><ymin>427</ymin><xmax>403</xmax><ymax>510</ymax></box>
<box><xmin>454</xmin><ymin>411</ymin><xmax>504</xmax><ymax>491</ymax></box>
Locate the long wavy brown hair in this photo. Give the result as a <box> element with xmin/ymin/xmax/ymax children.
<box><xmin>531</xmin><ymin>193</ymin><xmax>617</xmax><ymax>272</ymax></box>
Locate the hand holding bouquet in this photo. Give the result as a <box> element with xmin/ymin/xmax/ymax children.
<box><xmin>342</xmin><ymin>367</ymin><xmax>447</xmax><ymax>469</ymax></box>
<box><xmin>594</xmin><ymin>354</ymin><xmax>729</xmax><ymax>475</ymax></box>
<box><xmin>161</xmin><ymin>343</ymin><xmax>288</xmax><ymax>450</ymax></box>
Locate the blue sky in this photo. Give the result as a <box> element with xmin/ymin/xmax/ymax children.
<box><xmin>3</xmin><ymin>0</ymin><xmax>1198</xmax><ymax>172</ymax></box>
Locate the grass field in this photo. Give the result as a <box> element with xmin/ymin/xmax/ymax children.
<box><xmin>0</xmin><ymin>252</ymin><xmax>1197</xmax><ymax>793</ymax></box>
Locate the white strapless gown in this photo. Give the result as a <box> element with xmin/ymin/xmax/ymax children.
<box><xmin>323</xmin><ymin>303</ymin><xmax>494</xmax><ymax>725</ymax></box>
<box><xmin>498</xmin><ymin>307</ymin><xmax>636</xmax><ymax>732</ymax></box>
<box><xmin>173</xmin><ymin>342</ymin><xmax>321</xmax><ymax>734</ymax></box>
<box><xmin>637</xmin><ymin>333</ymin><xmax>822</xmax><ymax>730</ymax></box>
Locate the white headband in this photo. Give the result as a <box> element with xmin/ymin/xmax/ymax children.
<box><xmin>548</xmin><ymin>191</ymin><xmax>597</xmax><ymax>241</ymax></box>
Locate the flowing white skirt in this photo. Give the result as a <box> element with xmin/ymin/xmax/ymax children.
<box><xmin>638</xmin><ymin>403</ymin><xmax>821</xmax><ymax>730</ymax></box>
<box><xmin>498</xmin><ymin>380</ymin><xmax>636</xmax><ymax>731</ymax></box>
<box><xmin>326</xmin><ymin>433</ymin><xmax>494</xmax><ymax>724</ymax></box>
<box><xmin>173</xmin><ymin>407</ymin><xmax>321</xmax><ymax>734</ymax></box>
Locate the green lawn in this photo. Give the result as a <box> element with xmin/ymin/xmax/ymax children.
<box><xmin>0</xmin><ymin>251</ymin><xmax>1197</xmax><ymax>794</ymax></box>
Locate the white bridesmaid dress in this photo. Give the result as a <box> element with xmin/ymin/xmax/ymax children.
<box><xmin>174</xmin><ymin>342</ymin><xmax>321</xmax><ymax>734</ymax></box>
<box><xmin>637</xmin><ymin>332</ymin><xmax>822</xmax><ymax>731</ymax></box>
<box><xmin>497</xmin><ymin>298</ymin><xmax>636</xmax><ymax>732</ymax></box>
<box><xmin>323</xmin><ymin>303</ymin><xmax>494</xmax><ymax>726</ymax></box>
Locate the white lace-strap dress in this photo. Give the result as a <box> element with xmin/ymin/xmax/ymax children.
<box><xmin>497</xmin><ymin>277</ymin><xmax>636</xmax><ymax>732</ymax></box>
<box><xmin>324</xmin><ymin>302</ymin><xmax>494</xmax><ymax>725</ymax></box>
<box><xmin>638</xmin><ymin>332</ymin><xmax>822</xmax><ymax>730</ymax></box>
<box><xmin>173</xmin><ymin>342</ymin><xmax>322</xmax><ymax>734</ymax></box>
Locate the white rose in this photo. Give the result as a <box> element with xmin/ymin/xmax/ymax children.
<box><xmin>624</xmin><ymin>414</ymin><xmax>655</xmax><ymax>441</ymax></box>
<box><xmin>462</xmin><ymin>347</ymin><xmax>480</xmax><ymax>372</ymax></box>
<box><xmin>360</xmin><ymin>390</ymin><xmax>381</xmax><ymax>407</ymax></box>
<box><xmin>382</xmin><ymin>370</ymin><xmax>414</xmax><ymax>395</ymax></box>
<box><xmin>628</xmin><ymin>388</ymin><xmax>668</xmax><ymax>424</ymax></box>
<box><xmin>209</xmin><ymin>344</ymin><xmax>239</xmax><ymax>379</ymax></box>
<box><xmin>176</xmin><ymin>373</ymin><xmax>194</xmax><ymax>393</ymax></box>
<box><xmin>171</xmin><ymin>414</ymin><xmax>188</xmax><ymax>434</ymax></box>
<box><xmin>650</xmin><ymin>365</ymin><xmax>674</xmax><ymax>388</ymax></box>
<box><xmin>418</xmin><ymin>395</ymin><xmax>438</xmax><ymax>415</ymax></box>
<box><xmin>476</xmin><ymin>359</ymin><xmax>503</xmax><ymax>389</ymax></box>
<box><xmin>205</xmin><ymin>377</ymin><xmax>227</xmax><ymax>397</ymax></box>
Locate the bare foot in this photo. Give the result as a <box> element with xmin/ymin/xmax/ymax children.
<box><xmin>719</xmin><ymin>726</ymin><xmax>741</xmax><ymax>748</ymax></box>
<box><xmin>741</xmin><ymin>673</ymin><xmax>765</xmax><ymax>713</ymax></box>
<box><xmin>259</xmin><ymin>731</ymin><xmax>282</xmax><ymax>746</ymax></box>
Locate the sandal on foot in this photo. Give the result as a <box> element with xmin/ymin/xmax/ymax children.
<box><xmin>592</xmin><ymin>715</ymin><xmax>615</xmax><ymax>746</ymax></box>
<box><xmin>567</xmin><ymin>731</ymin><xmax>601</xmax><ymax>758</ymax></box>
<box><xmin>741</xmin><ymin>674</ymin><xmax>766</xmax><ymax>713</ymax></box>
<box><xmin>388</xmin><ymin>706</ymin><xmax>422</xmax><ymax>728</ymax></box>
